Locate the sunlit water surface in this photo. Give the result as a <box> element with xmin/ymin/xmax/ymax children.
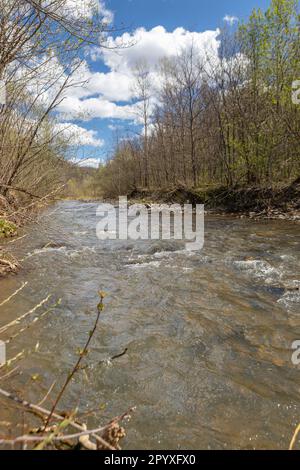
<box><xmin>0</xmin><ymin>201</ymin><xmax>299</xmax><ymax>449</ymax></box>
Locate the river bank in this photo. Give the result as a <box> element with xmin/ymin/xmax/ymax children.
<box><xmin>128</xmin><ymin>180</ymin><xmax>300</xmax><ymax>222</ymax></box>
<box><xmin>0</xmin><ymin>189</ymin><xmax>63</xmax><ymax>277</ymax></box>
<box><xmin>2</xmin><ymin>181</ymin><xmax>299</xmax><ymax>279</ymax></box>
<box><xmin>0</xmin><ymin>207</ymin><xmax>19</xmax><ymax>279</ymax></box>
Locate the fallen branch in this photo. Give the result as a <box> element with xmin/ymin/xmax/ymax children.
<box><xmin>0</xmin><ymin>351</ymin><xmax>25</xmax><ymax>371</ymax></box>
<box><xmin>8</xmin><ymin>234</ymin><xmax>28</xmax><ymax>244</ymax></box>
<box><xmin>0</xmin><ymin>424</ymin><xmax>117</xmax><ymax>445</ymax></box>
<box><xmin>0</xmin><ymin>387</ymin><xmax>115</xmax><ymax>450</ymax></box>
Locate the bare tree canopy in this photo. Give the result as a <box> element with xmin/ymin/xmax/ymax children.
<box><xmin>96</xmin><ymin>0</ymin><xmax>300</xmax><ymax>198</ymax></box>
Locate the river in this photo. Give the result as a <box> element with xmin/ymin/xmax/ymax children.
<box><xmin>0</xmin><ymin>200</ymin><xmax>300</xmax><ymax>449</ymax></box>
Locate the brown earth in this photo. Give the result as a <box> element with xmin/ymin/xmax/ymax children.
<box><xmin>128</xmin><ymin>178</ymin><xmax>300</xmax><ymax>221</ymax></box>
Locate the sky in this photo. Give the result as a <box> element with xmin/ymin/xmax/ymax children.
<box><xmin>57</xmin><ymin>0</ymin><xmax>271</xmax><ymax>167</ymax></box>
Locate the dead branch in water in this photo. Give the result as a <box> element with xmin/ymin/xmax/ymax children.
<box><xmin>0</xmin><ymin>386</ymin><xmax>134</xmax><ymax>450</ymax></box>
<box><xmin>0</xmin><ymin>367</ymin><xmax>20</xmax><ymax>382</ymax></box>
<box><xmin>8</xmin><ymin>234</ymin><xmax>28</xmax><ymax>245</ymax></box>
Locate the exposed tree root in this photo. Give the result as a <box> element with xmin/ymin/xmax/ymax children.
<box><xmin>128</xmin><ymin>180</ymin><xmax>300</xmax><ymax>220</ymax></box>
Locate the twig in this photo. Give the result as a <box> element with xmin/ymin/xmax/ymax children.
<box><xmin>8</xmin><ymin>234</ymin><xmax>28</xmax><ymax>244</ymax></box>
<box><xmin>4</xmin><ymin>299</ymin><xmax>60</xmax><ymax>345</ymax></box>
<box><xmin>0</xmin><ymin>282</ymin><xmax>28</xmax><ymax>307</ymax></box>
<box><xmin>0</xmin><ymin>367</ymin><xmax>20</xmax><ymax>382</ymax></box>
<box><xmin>43</xmin><ymin>292</ymin><xmax>106</xmax><ymax>430</ymax></box>
<box><xmin>0</xmin><ymin>183</ymin><xmax>42</xmax><ymax>199</ymax></box>
<box><xmin>0</xmin><ymin>351</ymin><xmax>25</xmax><ymax>370</ymax></box>
<box><xmin>289</xmin><ymin>423</ymin><xmax>300</xmax><ymax>450</ymax></box>
<box><xmin>0</xmin><ymin>404</ymin><xmax>135</xmax><ymax>448</ymax></box>
<box><xmin>0</xmin><ymin>387</ymin><xmax>115</xmax><ymax>450</ymax></box>
<box><xmin>0</xmin><ymin>295</ymin><xmax>51</xmax><ymax>334</ymax></box>
<box><xmin>37</xmin><ymin>381</ymin><xmax>57</xmax><ymax>407</ymax></box>
<box><xmin>0</xmin><ymin>425</ymin><xmax>115</xmax><ymax>445</ymax></box>
<box><xmin>111</xmin><ymin>348</ymin><xmax>128</xmax><ymax>361</ymax></box>
<box><xmin>98</xmin><ymin>347</ymin><xmax>129</xmax><ymax>366</ymax></box>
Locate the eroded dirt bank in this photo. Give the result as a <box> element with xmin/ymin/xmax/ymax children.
<box><xmin>128</xmin><ymin>179</ymin><xmax>300</xmax><ymax>221</ymax></box>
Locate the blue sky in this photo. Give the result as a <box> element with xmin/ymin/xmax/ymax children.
<box><xmin>110</xmin><ymin>0</ymin><xmax>270</xmax><ymax>32</ymax></box>
<box><xmin>60</xmin><ymin>0</ymin><xmax>271</xmax><ymax>167</ymax></box>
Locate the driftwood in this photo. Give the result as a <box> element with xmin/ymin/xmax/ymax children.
<box><xmin>0</xmin><ymin>387</ymin><xmax>134</xmax><ymax>450</ymax></box>
<box><xmin>0</xmin><ymin>257</ymin><xmax>19</xmax><ymax>277</ymax></box>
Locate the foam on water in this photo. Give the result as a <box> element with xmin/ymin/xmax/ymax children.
<box><xmin>233</xmin><ymin>259</ymin><xmax>282</xmax><ymax>285</ymax></box>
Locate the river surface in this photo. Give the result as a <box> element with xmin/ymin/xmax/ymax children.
<box><xmin>0</xmin><ymin>200</ymin><xmax>300</xmax><ymax>449</ymax></box>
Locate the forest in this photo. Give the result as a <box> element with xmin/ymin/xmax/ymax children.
<box><xmin>95</xmin><ymin>0</ymin><xmax>300</xmax><ymax>202</ymax></box>
<box><xmin>0</xmin><ymin>0</ymin><xmax>300</xmax><ymax>454</ymax></box>
<box><xmin>0</xmin><ymin>0</ymin><xmax>299</xmax><ymax>209</ymax></box>
<box><xmin>0</xmin><ymin>0</ymin><xmax>111</xmax><ymax>216</ymax></box>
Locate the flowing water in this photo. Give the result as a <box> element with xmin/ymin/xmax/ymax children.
<box><xmin>0</xmin><ymin>200</ymin><xmax>300</xmax><ymax>449</ymax></box>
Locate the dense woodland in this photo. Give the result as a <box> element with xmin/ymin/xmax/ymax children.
<box><xmin>96</xmin><ymin>0</ymin><xmax>300</xmax><ymax>198</ymax></box>
<box><xmin>0</xmin><ymin>0</ymin><xmax>299</xmax><ymax>206</ymax></box>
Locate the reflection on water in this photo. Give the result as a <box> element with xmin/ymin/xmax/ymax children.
<box><xmin>0</xmin><ymin>200</ymin><xmax>299</xmax><ymax>450</ymax></box>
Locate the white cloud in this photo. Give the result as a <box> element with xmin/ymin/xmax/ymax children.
<box><xmin>74</xmin><ymin>157</ymin><xmax>103</xmax><ymax>168</ymax></box>
<box><xmin>55</xmin><ymin>123</ymin><xmax>104</xmax><ymax>147</ymax></box>
<box><xmin>98</xmin><ymin>0</ymin><xmax>114</xmax><ymax>24</ymax></box>
<box><xmin>56</xmin><ymin>26</ymin><xmax>221</xmax><ymax>122</ymax></box>
<box><xmin>10</xmin><ymin>1</ymin><xmax>230</xmax><ymax>145</ymax></box>
<box><xmin>101</xmin><ymin>26</ymin><xmax>220</xmax><ymax>74</ymax></box>
<box><xmin>67</xmin><ymin>63</ymin><xmax>134</xmax><ymax>101</ymax></box>
<box><xmin>223</xmin><ymin>15</ymin><xmax>239</xmax><ymax>25</ymax></box>
<box><xmin>57</xmin><ymin>96</ymin><xmax>137</xmax><ymax>121</ymax></box>
<box><xmin>57</xmin><ymin>0</ymin><xmax>113</xmax><ymax>23</ymax></box>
